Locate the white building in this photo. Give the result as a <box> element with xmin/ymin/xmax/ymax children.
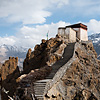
<box><xmin>58</xmin><ymin>23</ymin><xmax>88</xmax><ymax>42</ymax></box>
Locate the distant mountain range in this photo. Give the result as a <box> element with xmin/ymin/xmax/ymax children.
<box><xmin>88</xmin><ymin>33</ymin><xmax>100</xmax><ymax>59</ymax></box>
<box><xmin>0</xmin><ymin>33</ymin><xmax>100</xmax><ymax>68</ymax></box>
<box><xmin>0</xmin><ymin>44</ymin><xmax>28</xmax><ymax>68</ymax></box>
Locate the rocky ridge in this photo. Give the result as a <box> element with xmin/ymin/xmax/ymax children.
<box><xmin>16</xmin><ymin>37</ymin><xmax>100</xmax><ymax>100</ymax></box>
<box><xmin>23</xmin><ymin>35</ymin><xmax>67</xmax><ymax>74</ymax></box>
<box><xmin>44</xmin><ymin>41</ymin><xmax>100</xmax><ymax>100</ymax></box>
<box><xmin>1</xmin><ymin>34</ymin><xmax>100</xmax><ymax>100</ymax></box>
<box><xmin>88</xmin><ymin>33</ymin><xmax>100</xmax><ymax>59</ymax></box>
<box><xmin>15</xmin><ymin>35</ymin><xmax>68</xmax><ymax>100</ymax></box>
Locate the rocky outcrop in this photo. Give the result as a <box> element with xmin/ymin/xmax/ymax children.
<box><xmin>44</xmin><ymin>41</ymin><xmax>100</xmax><ymax>100</ymax></box>
<box><xmin>1</xmin><ymin>57</ymin><xmax>19</xmax><ymax>80</ymax></box>
<box><xmin>23</xmin><ymin>36</ymin><xmax>67</xmax><ymax>74</ymax></box>
<box><xmin>15</xmin><ymin>36</ymin><xmax>68</xmax><ymax>100</ymax></box>
<box><xmin>16</xmin><ymin>39</ymin><xmax>100</xmax><ymax>100</ymax></box>
<box><xmin>2</xmin><ymin>33</ymin><xmax>99</xmax><ymax>100</ymax></box>
<box><xmin>1</xmin><ymin>57</ymin><xmax>20</xmax><ymax>100</ymax></box>
<box><xmin>0</xmin><ymin>62</ymin><xmax>2</xmax><ymax>76</ymax></box>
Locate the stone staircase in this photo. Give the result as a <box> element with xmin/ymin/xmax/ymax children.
<box><xmin>34</xmin><ymin>79</ymin><xmax>51</xmax><ymax>100</ymax></box>
<box><xmin>46</xmin><ymin>43</ymin><xmax>75</xmax><ymax>79</ymax></box>
<box><xmin>34</xmin><ymin>43</ymin><xmax>75</xmax><ymax>100</ymax></box>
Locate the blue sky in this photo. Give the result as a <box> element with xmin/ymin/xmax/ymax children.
<box><xmin>0</xmin><ymin>0</ymin><xmax>100</xmax><ymax>48</ymax></box>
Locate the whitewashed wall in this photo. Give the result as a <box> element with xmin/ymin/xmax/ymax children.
<box><xmin>58</xmin><ymin>27</ymin><xmax>88</xmax><ymax>42</ymax></box>
<box><xmin>80</xmin><ymin>28</ymin><xmax>88</xmax><ymax>41</ymax></box>
<box><xmin>65</xmin><ymin>28</ymin><xmax>70</xmax><ymax>35</ymax></box>
<box><xmin>65</xmin><ymin>28</ymin><xmax>70</xmax><ymax>39</ymax></box>
<box><xmin>69</xmin><ymin>28</ymin><xmax>76</xmax><ymax>42</ymax></box>
<box><xmin>58</xmin><ymin>29</ymin><xmax>65</xmax><ymax>36</ymax></box>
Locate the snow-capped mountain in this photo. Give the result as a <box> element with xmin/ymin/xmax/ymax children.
<box><xmin>88</xmin><ymin>33</ymin><xmax>100</xmax><ymax>43</ymax></box>
<box><xmin>88</xmin><ymin>33</ymin><xmax>100</xmax><ymax>59</ymax></box>
<box><xmin>0</xmin><ymin>44</ymin><xmax>28</xmax><ymax>68</ymax></box>
<box><xmin>0</xmin><ymin>33</ymin><xmax>100</xmax><ymax>68</ymax></box>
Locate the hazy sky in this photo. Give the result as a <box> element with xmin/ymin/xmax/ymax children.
<box><xmin>0</xmin><ymin>0</ymin><xmax>100</xmax><ymax>48</ymax></box>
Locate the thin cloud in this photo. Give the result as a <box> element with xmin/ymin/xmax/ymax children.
<box><xmin>0</xmin><ymin>0</ymin><xmax>69</xmax><ymax>24</ymax></box>
<box><xmin>0</xmin><ymin>36</ymin><xmax>16</xmax><ymax>46</ymax></box>
<box><xmin>15</xmin><ymin>21</ymin><xmax>70</xmax><ymax>48</ymax></box>
<box><xmin>0</xmin><ymin>19</ymin><xmax>100</xmax><ymax>48</ymax></box>
<box><xmin>87</xmin><ymin>19</ymin><xmax>100</xmax><ymax>34</ymax></box>
<box><xmin>0</xmin><ymin>21</ymin><xmax>70</xmax><ymax>48</ymax></box>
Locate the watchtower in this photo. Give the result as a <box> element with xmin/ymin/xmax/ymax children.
<box><xmin>58</xmin><ymin>23</ymin><xmax>88</xmax><ymax>42</ymax></box>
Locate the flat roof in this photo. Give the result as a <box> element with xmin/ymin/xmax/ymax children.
<box><xmin>58</xmin><ymin>27</ymin><xmax>65</xmax><ymax>29</ymax></box>
<box><xmin>58</xmin><ymin>23</ymin><xmax>87</xmax><ymax>30</ymax></box>
<box><xmin>65</xmin><ymin>23</ymin><xmax>87</xmax><ymax>30</ymax></box>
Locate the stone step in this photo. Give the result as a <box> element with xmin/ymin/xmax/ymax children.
<box><xmin>34</xmin><ymin>82</ymin><xmax>47</xmax><ymax>84</ymax></box>
<box><xmin>34</xmin><ymin>83</ymin><xmax>47</xmax><ymax>85</ymax></box>
<box><xmin>34</xmin><ymin>86</ymin><xmax>45</xmax><ymax>90</ymax></box>
<box><xmin>35</xmin><ymin>95</ymin><xmax>43</xmax><ymax>99</ymax></box>
<box><xmin>34</xmin><ymin>79</ymin><xmax>51</xmax><ymax>100</ymax></box>
<box><xmin>34</xmin><ymin>89</ymin><xmax>45</xmax><ymax>91</ymax></box>
<box><xmin>34</xmin><ymin>83</ymin><xmax>46</xmax><ymax>86</ymax></box>
<box><xmin>34</xmin><ymin>86</ymin><xmax>46</xmax><ymax>88</ymax></box>
<box><xmin>35</xmin><ymin>92</ymin><xmax>44</xmax><ymax>95</ymax></box>
<box><xmin>34</xmin><ymin>83</ymin><xmax>46</xmax><ymax>85</ymax></box>
<box><xmin>34</xmin><ymin>88</ymin><xmax>45</xmax><ymax>92</ymax></box>
<box><xmin>34</xmin><ymin>91</ymin><xmax>44</xmax><ymax>93</ymax></box>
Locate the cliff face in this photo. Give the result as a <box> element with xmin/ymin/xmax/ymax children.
<box><xmin>1</xmin><ymin>57</ymin><xmax>20</xmax><ymax>100</ymax></box>
<box><xmin>0</xmin><ymin>62</ymin><xmax>2</xmax><ymax>75</ymax></box>
<box><xmin>1</xmin><ymin>57</ymin><xmax>19</xmax><ymax>80</ymax></box>
<box><xmin>44</xmin><ymin>41</ymin><xmax>100</xmax><ymax>100</ymax></box>
<box><xmin>0</xmin><ymin>62</ymin><xmax>2</xmax><ymax>84</ymax></box>
<box><xmin>23</xmin><ymin>35</ymin><xmax>67</xmax><ymax>74</ymax></box>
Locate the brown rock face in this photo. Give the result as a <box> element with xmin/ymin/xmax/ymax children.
<box><xmin>0</xmin><ymin>62</ymin><xmax>2</xmax><ymax>84</ymax></box>
<box><xmin>1</xmin><ymin>57</ymin><xmax>19</xmax><ymax>80</ymax></box>
<box><xmin>0</xmin><ymin>62</ymin><xmax>2</xmax><ymax>75</ymax></box>
<box><xmin>44</xmin><ymin>41</ymin><xmax>100</xmax><ymax>100</ymax></box>
<box><xmin>1</xmin><ymin>57</ymin><xmax>20</xmax><ymax>100</ymax></box>
<box><xmin>23</xmin><ymin>37</ymin><xmax>67</xmax><ymax>74</ymax></box>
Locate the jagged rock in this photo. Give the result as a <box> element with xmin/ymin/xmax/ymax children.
<box><xmin>0</xmin><ymin>62</ymin><xmax>2</xmax><ymax>85</ymax></box>
<box><xmin>1</xmin><ymin>57</ymin><xmax>20</xmax><ymax>100</ymax></box>
<box><xmin>26</xmin><ymin>48</ymin><xmax>32</xmax><ymax>59</ymax></box>
<box><xmin>0</xmin><ymin>62</ymin><xmax>2</xmax><ymax>75</ymax></box>
<box><xmin>42</xmin><ymin>39</ymin><xmax>47</xmax><ymax>44</ymax></box>
<box><xmin>1</xmin><ymin>57</ymin><xmax>19</xmax><ymax>80</ymax></box>
<box><xmin>44</xmin><ymin>41</ymin><xmax>100</xmax><ymax>100</ymax></box>
<box><xmin>16</xmin><ymin>74</ymin><xmax>27</xmax><ymax>83</ymax></box>
<box><xmin>23</xmin><ymin>36</ymin><xmax>67</xmax><ymax>74</ymax></box>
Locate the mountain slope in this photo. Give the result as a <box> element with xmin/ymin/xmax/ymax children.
<box><xmin>88</xmin><ymin>33</ymin><xmax>100</xmax><ymax>59</ymax></box>
<box><xmin>0</xmin><ymin>44</ymin><xmax>28</xmax><ymax>67</ymax></box>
